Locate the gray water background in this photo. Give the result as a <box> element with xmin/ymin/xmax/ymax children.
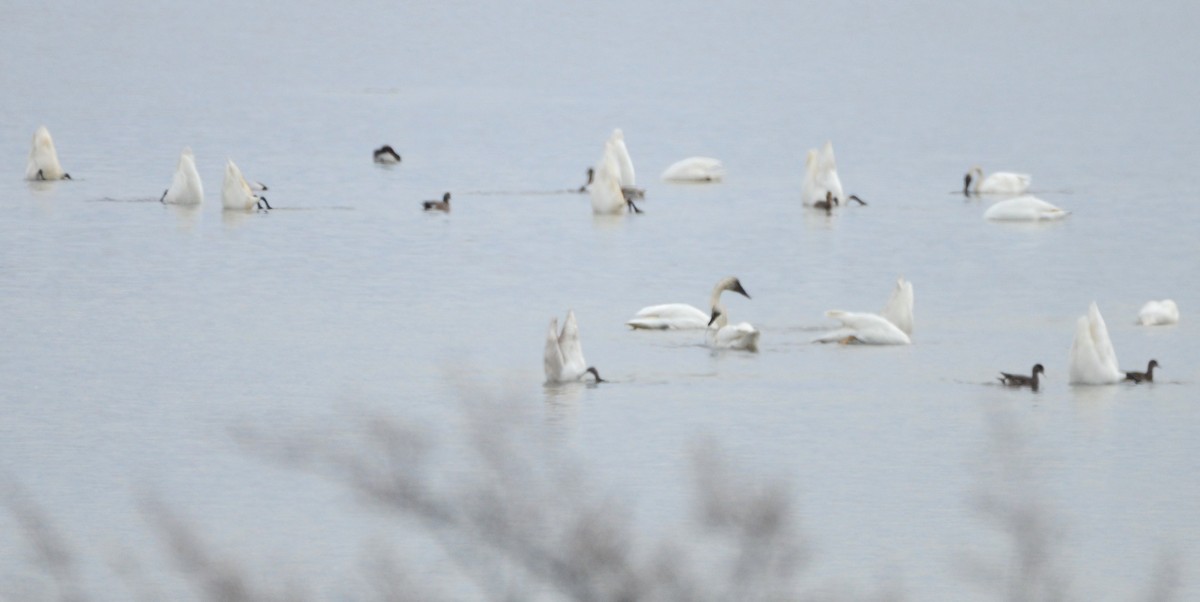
<box><xmin>2</xmin><ymin>0</ymin><xmax>1199</xmax><ymax>598</ymax></box>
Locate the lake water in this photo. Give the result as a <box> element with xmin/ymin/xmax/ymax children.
<box><xmin>2</xmin><ymin>0</ymin><xmax>1198</xmax><ymax>599</ymax></box>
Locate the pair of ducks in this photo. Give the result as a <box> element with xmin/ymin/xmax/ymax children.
<box><xmin>998</xmin><ymin>360</ymin><xmax>1161</xmax><ymax>391</ymax></box>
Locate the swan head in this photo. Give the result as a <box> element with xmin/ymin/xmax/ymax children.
<box><xmin>719</xmin><ymin>276</ymin><xmax>750</xmax><ymax>299</ymax></box>
<box><xmin>584</xmin><ymin>367</ymin><xmax>605</xmax><ymax>383</ymax></box>
<box><xmin>964</xmin><ymin>166</ymin><xmax>983</xmax><ymax>194</ymax></box>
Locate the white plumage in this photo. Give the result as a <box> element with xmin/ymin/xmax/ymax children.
<box><xmin>1069</xmin><ymin>302</ymin><xmax>1124</xmax><ymax>385</ymax></box>
<box><xmin>801</xmin><ymin>141</ymin><xmax>844</xmax><ymax>205</ymax></box>
<box><xmin>965</xmin><ymin>166</ymin><xmax>1031</xmax><ymax>195</ymax></box>
<box><xmin>814</xmin><ymin>278</ymin><xmax>914</xmax><ymax>345</ymax></box>
<box><xmin>1137</xmin><ymin>300</ymin><xmax>1179</xmax><ymax>326</ymax></box>
<box><xmin>983</xmin><ymin>195</ymin><xmax>1068</xmax><ymax>221</ymax></box>
<box><xmin>221</xmin><ymin>159</ymin><xmax>263</xmax><ymax>211</ymax></box>
<box><xmin>161</xmin><ymin>147</ymin><xmax>204</xmax><ymax>205</ymax></box>
<box><xmin>706</xmin><ymin>304</ymin><xmax>760</xmax><ymax>351</ymax></box>
<box><xmin>628</xmin><ymin>276</ymin><xmax>751</xmax><ymax>330</ymax></box>
<box><xmin>590</xmin><ymin>140</ymin><xmax>629</xmax><ymax>215</ymax></box>
<box><xmin>661</xmin><ymin>157</ymin><xmax>725</xmax><ymax>182</ymax></box>
<box><xmin>544</xmin><ymin>310</ymin><xmax>602</xmax><ymax>384</ymax></box>
<box><xmin>25</xmin><ymin>126</ymin><xmax>68</xmax><ymax>181</ymax></box>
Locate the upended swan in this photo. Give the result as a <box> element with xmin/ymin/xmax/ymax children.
<box><xmin>544</xmin><ymin>310</ymin><xmax>604</xmax><ymax>384</ymax></box>
<box><xmin>964</xmin><ymin>166</ymin><xmax>1031</xmax><ymax>196</ymax></box>
<box><xmin>25</xmin><ymin>126</ymin><xmax>70</xmax><ymax>181</ymax></box>
<box><xmin>221</xmin><ymin>159</ymin><xmax>272</xmax><ymax>211</ymax></box>
<box><xmin>160</xmin><ymin>147</ymin><xmax>204</xmax><ymax>205</ymax></box>
<box><xmin>627</xmin><ymin>276</ymin><xmax>751</xmax><ymax>330</ymax></box>
<box><xmin>983</xmin><ymin>195</ymin><xmax>1068</xmax><ymax>221</ymax></box>
<box><xmin>608</xmin><ymin>129</ymin><xmax>644</xmax><ymax>201</ymax></box>
<box><xmin>801</xmin><ymin>141</ymin><xmax>864</xmax><ymax>206</ymax></box>
<box><xmin>1069</xmin><ymin>302</ymin><xmax>1123</xmax><ymax>385</ymax></box>
<box><xmin>1138</xmin><ymin>300</ymin><xmax>1179</xmax><ymax>326</ymax></box>
<box><xmin>591</xmin><ymin>138</ymin><xmax>642</xmax><ymax>214</ymax></box>
<box><xmin>814</xmin><ymin>277</ymin><xmax>914</xmax><ymax>345</ymax></box>
<box><xmin>661</xmin><ymin>157</ymin><xmax>724</xmax><ymax>182</ymax></box>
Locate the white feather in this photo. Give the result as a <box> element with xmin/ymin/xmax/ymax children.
<box><xmin>1137</xmin><ymin>300</ymin><xmax>1179</xmax><ymax>326</ymax></box>
<box><xmin>627</xmin><ymin>276</ymin><xmax>749</xmax><ymax>330</ymax></box>
<box><xmin>967</xmin><ymin>166</ymin><xmax>1031</xmax><ymax>195</ymax></box>
<box><xmin>162</xmin><ymin>147</ymin><xmax>204</xmax><ymax>205</ymax></box>
<box><xmin>544</xmin><ymin>310</ymin><xmax>595</xmax><ymax>383</ymax></box>
<box><xmin>25</xmin><ymin>126</ymin><xmax>67</xmax><ymax>180</ymax></box>
<box><xmin>983</xmin><ymin>195</ymin><xmax>1068</xmax><ymax>221</ymax></box>
<box><xmin>814</xmin><ymin>278</ymin><xmax>915</xmax><ymax>345</ymax></box>
<box><xmin>221</xmin><ymin>159</ymin><xmax>259</xmax><ymax>211</ymax></box>
<box><xmin>661</xmin><ymin>157</ymin><xmax>724</xmax><ymax>182</ymax></box>
<box><xmin>1069</xmin><ymin>302</ymin><xmax>1123</xmax><ymax>385</ymax></box>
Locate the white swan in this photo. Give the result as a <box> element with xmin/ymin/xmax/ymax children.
<box><xmin>983</xmin><ymin>195</ymin><xmax>1068</xmax><ymax>221</ymax></box>
<box><xmin>221</xmin><ymin>159</ymin><xmax>271</xmax><ymax>211</ymax></box>
<box><xmin>1137</xmin><ymin>300</ymin><xmax>1179</xmax><ymax>326</ymax></box>
<box><xmin>814</xmin><ymin>277</ymin><xmax>914</xmax><ymax>345</ymax></box>
<box><xmin>661</xmin><ymin>157</ymin><xmax>724</xmax><ymax>182</ymax></box>
<box><xmin>590</xmin><ymin>139</ymin><xmax>640</xmax><ymax>214</ymax></box>
<box><xmin>964</xmin><ymin>166</ymin><xmax>1030</xmax><ymax>195</ymax></box>
<box><xmin>544</xmin><ymin>310</ymin><xmax>603</xmax><ymax>384</ymax></box>
<box><xmin>706</xmin><ymin>302</ymin><xmax>759</xmax><ymax>351</ymax></box>
<box><xmin>627</xmin><ymin>276</ymin><xmax>751</xmax><ymax>330</ymax></box>
<box><xmin>801</xmin><ymin>142</ymin><xmax>843</xmax><ymax>205</ymax></box>
<box><xmin>608</xmin><ymin>129</ymin><xmax>644</xmax><ymax>200</ymax></box>
<box><xmin>1069</xmin><ymin>302</ymin><xmax>1123</xmax><ymax>385</ymax></box>
<box><xmin>160</xmin><ymin>147</ymin><xmax>204</xmax><ymax>205</ymax></box>
<box><xmin>25</xmin><ymin>126</ymin><xmax>69</xmax><ymax>181</ymax></box>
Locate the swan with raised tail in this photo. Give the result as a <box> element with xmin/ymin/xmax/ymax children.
<box><xmin>544</xmin><ymin>310</ymin><xmax>604</xmax><ymax>384</ymax></box>
<box><xmin>221</xmin><ymin>159</ymin><xmax>272</xmax><ymax>211</ymax></box>
<box><xmin>608</xmin><ymin>129</ymin><xmax>644</xmax><ymax>201</ymax></box>
<box><xmin>801</xmin><ymin>141</ymin><xmax>864</xmax><ymax>206</ymax></box>
<box><xmin>983</xmin><ymin>195</ymin><xmax>1068</xmax><ymax>221</ymax></box>
<box><xmin>1068</xmin><ymin>302</ymin><xmax>1123</xmax><ymax>385</ymax></box>
<box><xmin>159</xmin><ymin>147</ymin><xmax>204</xmax><ymax>205</ymax></box>
<box><xmin>661</xmin><ymin>157</ymin><xmax>724</xmax><ymax>182</ymax></box>
<box><xmin>1137</xmin><ymin>300</ymin><xmax>1179</xmax><ymax>326</ymax></box>
<box><xmin>591</xmin><ymin>138</ymin><xmax>642</xmax><ymax>214</ymax></box>
<box><xmin>25</xmin><ymin>126</ymin><xmax>70</xmax><ymax>181</ymax></box>
<box><xmin>964</xmin><ymin>166</ymin><xmax>1030</xmax><ymax>196</ymax></box>
<box><xmin>814</xmin><ymin>278</ymin><xmax>914</xmax><ymax>345</ymax></box>
<box><xmin>627</xmin><ymin>276</ymin><xmax>751</xmax><ymax>330</ymax></box>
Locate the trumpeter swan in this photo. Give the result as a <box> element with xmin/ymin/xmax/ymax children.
<box><xmin>1137</xmin><ymin>300</ymin><xmax>1179</xmax><ymax>326</ymax></box>
<box><xmin>423</xmin><ymin>192</ymin><xmax>450</xmax><ymax>212</ymax></box>
<box><xmin>661</xmin><ymin>157</ymin><xmax>724</xmax><ymax>182</ymax></box>
<box><xmin>627</xmin><ymin>276</ymin><xmax>751</xmax><ymax>330</ymax></box>
<box><xmin>983</xmin><ymin>195</ymin><xmax>1068</xmax><ymax>221</ymax></box>
<box><xmin>374</xmin><ymin>145</ymin><xmax>401</xmax><ymax>164</ymax></box>
<box><xmin>998</xmin><ymin>364</ymin><xmax>1045</xmax><ymax>391</ymax></box>
<box><xmin>591</xmin><ymin>139</ymin><xmax>641</xmax><ymax>214</ymax></box>
<box><xmin>964</xmin><ymin>166</ymin><xmax>1030</xmax><ymax>195</ymax></box>
<box><xmin>160</xmin><ymin>147</ymin><xmax>204</xmax><ymax>205</ymax></box>
<box><xmin>221</xmin><ymin>159</ymin><xmax>271</xmax><ymax>211</ymax></box>
<box><xmin>544</xmin><ymin>310</ymin><xmax>604</xmax><ymax>384</ymax></box>
<box><xmin>707</xmin><ymin>303</ymin><xmax>759</xmax><ymax>351</ymax></box>
<box><xmin>608</xmin><ymin>129</ymin><xmax>644</xmax><ymax>200</ymax></box>
<box><xmin>25</xmin><ymin>126</ymin><xmax>70</xmax><ymax>181</ymax></box>
<box><xmin>814</xmin><ymin>277</ymin><xmax>914</xmax><ymax>344</ymax></box>
<box><xmin>1068</xmin><ymin>302</ymin><xmax>1123</xmax><ymax>385</ymax></box>
<box><xmin>801</xmin><ymin>141</ymin><xmax>865</xmax><ymax>206</ymax></box>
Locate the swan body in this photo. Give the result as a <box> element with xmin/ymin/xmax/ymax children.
<box><xmin>221</xmin><ymin>159</ymin><xmax>270</xmax><ymax>211</ymax></box>
<box><xmin>661</xmin><ymin>157</ymin><xmax>724</xmax><ymax>182</ymax></box>
<box><xmin>706</xmin><ymin>304</ymin><xmax>759</xmax><ymax>351</ymax></box>
<box><xmin>609</xmin><ymin>129</ymin><xmax>636</xmax><ymax>189</ymax></box>
<box><xmin>801</xmin><ymin>141</ymin><xmax>844</xmax><ymax>205</ymax></box>
<box><xmin>373</xmin><ymin>145</ymin><xmax>401</xmax><ymax>164</ymax></box>
<box><xmin>965</xmin><ymin>166</ymin><xmax>1030</xmax><ymax>195</ymax></box>
<box><xmin>983</xmin><ymin>195</ymin><xmax>1068</xmax><ymax>221</ymax></box>
<box><xmin>591</xmin><ymin>139</ymin><xmax>639</xmax><ymax>214</ymax></box>
<box><xmin>627</xmin><ymin>276</ymin><xmax>751</xmax><ymax>330</ymax></box>
<box><xmin>1069</xmin><ymin>302</ymin><xmax>1123</xmax><ymax>385</ymax></box>
<box><xmin>161</xmin><ymin>147</ymin><xmax>204</xmax><ymax>205</ymax></box>
<box><xmin>1137</xmin><ymin>300</ymin><xmax>1179</xmax><ymax>326</ymax></box>
<box><xmin>814</xmin><ymin>278</ymin><xmax>914</xmax><ymax>345</ymax></box>
<box><xmin>25</xmin><ymin>126</ymin><xmax>69</xmax><ymax>180</ymax></box>
<box><xmin>544</xmin><ymin>310</ymin><xmax>603</xmax><ymax>384</ymax></box>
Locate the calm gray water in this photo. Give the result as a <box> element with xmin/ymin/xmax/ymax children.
<box><xmin>2</xmin><ymin>0</ymin><xmax>1199</xmax><ymax>599</ymax></box>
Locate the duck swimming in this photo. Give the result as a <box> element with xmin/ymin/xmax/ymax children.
<box><xmin>422</xmin><ymin>192</ymin><xmax>451</xmax><ymax>212</ymax></box>
<box><xmin>998</xmin><ymin>364</ymin><xmax>1045</xmax><ymax>391</ymax></box>
<box><xmin>1124</xmin><ymin>359</ymin><xmax>1159</xmax><ymax>383</ymax></box>
<box><xmin>373</xmin><ymin>145</ymin><xmax>402</xmax><ymax>164</ymax></box>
